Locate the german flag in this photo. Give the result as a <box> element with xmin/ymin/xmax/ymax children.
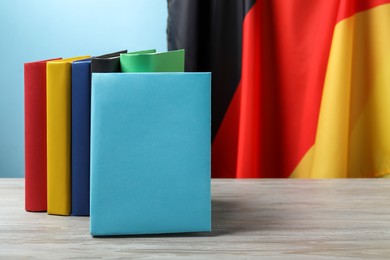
<box><xmin>167</xmin><ymin>0</ymin><xmax>390</xmax><ymax>178</ymax></box>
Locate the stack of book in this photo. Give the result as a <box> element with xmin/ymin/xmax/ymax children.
<box><xmin>24</xmin><ymin>49</ymin><xmax>211</xmax><ymax>236</ymax></box>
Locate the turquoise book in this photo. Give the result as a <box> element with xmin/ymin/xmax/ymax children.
<box><xmin>90</xmin><ymin>73</ymin><xmax>211</xmax><ymax>236</ymax></box>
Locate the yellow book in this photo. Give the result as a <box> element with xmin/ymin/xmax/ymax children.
<box><xmin>46</xmin><ymin>56</ymin><xmax>90</xmax><ymax>215</ymax></box>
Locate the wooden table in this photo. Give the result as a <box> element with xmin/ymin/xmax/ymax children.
<box><xmin>1</xmin><ymin>179</ymin><xmax>390</xmax><ymax>259</ymax></box>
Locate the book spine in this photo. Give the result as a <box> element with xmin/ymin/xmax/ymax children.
<box><xmin>71</xmin><ymin>62</ymin><xmax>91</xmax><ymax>216</ymax></box>
<box><xmin>24</xmin><ymin>62</ymin><xmax>47</xmax><ymax>212</ymax></box>
<box><xmin>46</xmin><ymin>62</ymin><xmax>71</xmax><ymax>216</ymax></box>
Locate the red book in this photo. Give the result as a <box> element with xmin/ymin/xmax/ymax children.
<box><xmin>24</xmin><ymin>58</ymin><xmax>59</xmax><ymax>212</ymax></box>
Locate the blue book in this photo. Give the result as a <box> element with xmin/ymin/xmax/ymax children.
<box><xmin>71</xmin><ymin>50</ymin><xmax>127</xmax><ymax>216</ymax></box>
<box><xmin>71</xmin><ymin>58</ymin><xmax>91</xmax><ymax>216</ymax></box>
<box><xmin>90</xmin><ymin>73</ymin><xmax>211</xmax><ymax>236</ymax></box>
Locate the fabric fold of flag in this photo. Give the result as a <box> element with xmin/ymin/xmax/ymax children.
<box><xmin>168</xmin><ymin>0</ymin><xmax>390</xmax><ymax>178</ymax></box>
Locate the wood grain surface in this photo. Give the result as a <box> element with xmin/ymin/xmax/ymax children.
<box><xmin>1</xmin><ymin>178</ymin><xmax>390</xmax><ymax>259</ymax></box>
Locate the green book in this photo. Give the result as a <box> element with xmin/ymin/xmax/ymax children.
<box><xmin>120</xmin><ymin>49</ymin><xmax>185</xmax><ymax>72</ymax></box>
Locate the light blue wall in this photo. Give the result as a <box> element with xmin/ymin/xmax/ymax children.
<box><xmin>0</xmin><ymin>0</ymin><xmax>168</xmax><ymax>177</ymax></box>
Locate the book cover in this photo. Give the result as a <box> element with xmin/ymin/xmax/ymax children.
<box><xmin>46</xmin><ymin>56</ymin><xmax>90</xmax><ymax>216</ymax></box>
<box><xmin>90</xmin><ymin>73</ymin><xmax>211</xmax><ymax>236</ymax></box>
<box><xmin>24</xmin><ymin>58</ymin><xmax>60</xmax><ymax>212</ymax></box>
<box><xmin>120</xmin><ymin>49</ymin><xmax>185</xmax><ymax>72</ymax></box>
